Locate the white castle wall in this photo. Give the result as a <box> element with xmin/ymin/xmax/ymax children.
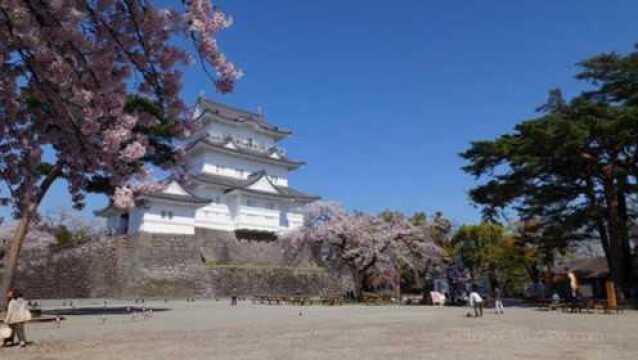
<box><xmin>195</xmin><ymin>203</ymin><xmax>235</xmax><ymax>231</ymax></box>
<box><xmin>139</xmin><ymin>203</ymin><xmax>198</xmax><ymax>235</ymax></box>
<box><xmin>189</xmin><ymin>151</ymin><xmax>289</xmax><ymax>187</ymax></box>
<box><xmin>235</xmin><ymin>205</ymin><xmax>281</xmax><ymax>231</ymax></box>
<box><xmin>202</xmin><ymin>117</ymin><xmax>276</xmax><ymax>149</ymax></box>
<box><xmin>105</xmin><ymin>195</ymin><xmax>306</xmax><ymax>235</ymax></box>
<box><xmin>287</xmin><ymin>212</ymin><xmax>304</xmax><ymax>229</ymax></box>
<box><xmin>106</xmin><ymin>200</ymin><xmax>305</xmax><ymax>235</ymax></box>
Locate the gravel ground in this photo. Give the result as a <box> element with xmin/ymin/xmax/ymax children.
<box><xmin>2</xmin><ymin>299</ymin><xmax>637</xmax><ymax>360</ymax></box>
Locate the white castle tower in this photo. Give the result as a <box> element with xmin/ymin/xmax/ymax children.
<box><xmin>97</xmin><ymin>98</ymin><xmax>319</xmax><ymax>236</ymax></box>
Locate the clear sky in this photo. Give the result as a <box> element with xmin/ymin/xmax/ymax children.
<box><xmin>5</xmin><ymin>0</ymin><xmax>637</xmax><ymax>225</ymax></box>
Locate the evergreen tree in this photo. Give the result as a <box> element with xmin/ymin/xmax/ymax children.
<box><xmin>461</xmin><ymin>45</ymin><xmax>638</xmax><ymax>299</ymax></box>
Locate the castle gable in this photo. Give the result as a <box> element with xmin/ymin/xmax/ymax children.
<box><xmin>246</xmin><ymin>174</ymin><xmax>278</xmax><ymax>193</ymax></box>
<box><xmin>163</xmin><ymin>181</ymin><xmax>190</xmax><ymax>196</ymax></box>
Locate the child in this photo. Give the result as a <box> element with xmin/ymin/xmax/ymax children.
<box><xmin>494</xmin><ymin>287</ymin><xmax>504</xmax><ymax>314</ymax></box>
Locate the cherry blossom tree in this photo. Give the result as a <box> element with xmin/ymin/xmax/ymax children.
<box><xmin>0</xmin><ymin>0</ymin><xmax>241</xmax><ymax>302</ymax></box>
<box><xmin>286</xmin><ymin>203</ymin><xmax>444</xmax><ymax>301</ymax></box>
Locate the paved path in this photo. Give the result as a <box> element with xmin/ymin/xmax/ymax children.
<box><xmin>3</xmin><ymin>299</ymin><xmax>637</xmax><ymax>360</ymax></box>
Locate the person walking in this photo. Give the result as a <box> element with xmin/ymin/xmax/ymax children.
<box><xmin>494</xmin><ymin>287</ymin><xmax>504</xmax><ymax>314</ymax></box>
<box><xmin>469</xmin><ymin>285</ymin><xmax>484</xmax><ymax>318</ymax></box>
<box><xmin>4</xmin><ymin>289</ymin><xmax>31</xmax><ymax>348</ymax></box>
<box><xmin>230</xmin><ymin>288</ymin><xmax>238</xmax><ymax>306</ymax></box>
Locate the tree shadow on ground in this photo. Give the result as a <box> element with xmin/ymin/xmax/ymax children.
<box><xmin>41</xmin><ymin>306</ymin><xmax>171</xmax><ymax>317</ymax></box>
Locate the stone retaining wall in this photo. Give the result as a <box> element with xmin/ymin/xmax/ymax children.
<box><xmin>208</xmin><ymin>266</ymin><xmax>337</xmax><ymax>296</ymax></box>
<box><xmin>14</xmin><ymin>237</ymin><xmax>126</xmax><ymax>299</ymax></box>
<box><xmin>12</xmin><ymin>229</ymin><xmax>347</xmax><ymax>299</ymax></box>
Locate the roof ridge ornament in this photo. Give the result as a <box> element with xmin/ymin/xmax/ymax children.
<box><xmin>197</xmin><ymin>98</ymin><xmax>292</xmax><ymax>139</ymax></box>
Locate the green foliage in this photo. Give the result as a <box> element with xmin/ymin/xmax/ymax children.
<box><xmin>452</xmin><ymin>223</ymin><xmax>536</xmax><ymax>295</ymax></box>
<box><xmin>53</xmin><ymin>225</ymin><xmax>73</xmax><ymax>248</ymax></box>
<box><xmin>82</xmin><ymin>95</ymin><xmax>183</xmax><ymax>196</ymax></box>
<box><xmin>576</xmin><ymin>45</ymin><xmax>638</xmax><ymax>105</ymax></box>
<box><xmin>452</xmin><ymin>223</ymin><xmax>504</xmax><ymax>277</ymax></box>
<box><xmin>430</xmin><ymin>212</ymin><xmax>453</xmax><ymax>246</ymax></box>
<box><xmin>460</xmin><ymin>43</ymin><xmax>638</xmax><ymax>296</ymax></box>
<box><xmin>410</xmin><ymin>212</ymin><xmax>427</xmax><ymax>226</ymax></box>
<box><xmin>51</xmin><ymin>223</ymin><xmax>96</xmax><ymax>249</ymax></box>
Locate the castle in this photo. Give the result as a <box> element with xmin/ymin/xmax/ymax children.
<box><xmin>97</xmin><ymin>98</ymin><xmax>319</xmax><ymax>237</ymax></box>
<box><xmin>12</xmin><ymin>100</ymin><xmax>338</xmax><ymax>299</ymax></box>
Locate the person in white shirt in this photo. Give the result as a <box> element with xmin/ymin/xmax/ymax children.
<box><xmin>3</xmin><ymin>289</ymin><xmax>31</xmax><ymax>348</ymax></box>
<box><xmin>469</xmin><ymin>285</ymin><xmax>484</xmax><ymax>317</ymax></box>
<box><xmin>494</xmin><ymin>287</ymin><xmax>504</xmax><ymax>314</ymax></box>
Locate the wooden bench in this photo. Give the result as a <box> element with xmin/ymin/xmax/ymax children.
<box><xmin>288</xmin><ymin>296</ymin><xmax>312</xmax><ymax>306</ymax></box>
<box><xmin>534</xmin><ymin>299</ymin><xmax>551</xmax><ymax>311</ymax></box>
<box><xmin>253</xmin><ymin>294</ymin><xmax>346</xmax><ymax>306</ymax></box>
<box><xmin>362</xmin><ymin>293</ymin><xmax>394</xmax><ymax>305</ymax></box>
<box><xmin>319</xmin><ymin>295</ymin><xmax>344</xmax><ymax>306</ymax></box>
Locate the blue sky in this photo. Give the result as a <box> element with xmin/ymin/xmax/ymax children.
<box><xmin>5</xmin><ymin>0</ymin><xmax>638</xmax><ymax>225</ymax></box>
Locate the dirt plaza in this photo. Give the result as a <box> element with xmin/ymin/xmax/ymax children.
<box><xmin>2</xmin><ymin>299</ymin><xmax>636</xmax><ymax>360</ymax></box>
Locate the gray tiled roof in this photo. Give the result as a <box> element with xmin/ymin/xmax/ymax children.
<box><xmin>136</xmin><ymin>177</ymin><xmax>212</xmax><ymax>205</ymax></box>
<box><xmin>95</xmin><ymin>183</ymin><xmax>212</xmax><ymax>216</ymax></box>
<box><xmin>140</xmin><ymin>191</ymin><xmax>211</xmax><ymax>204</ymax></box>
<box><xmin>191</xmin><ymin>172</ymin><xmax>247</xmax><ymax>188</ymax></box>
<box><xmin>96</xmin><ymin>172</ymin><xmax>319</xmax><ymax>217</ymax></box>
<box><xmin>186</xmin><ymin>136</ymin><xmax>305</xmax><ymax>169</ymax></box>
<box><xmin>198</xmin><ymin>98</ymin><xmax>292</xmax><ymax>137</ymax></box>
<box><xmin>191</xmin><ymin>171</ymin><xmax>320</xmax><ymax>201</ymax></box>
<box><xmin>271</xmin><ymin>185</ymin><xmax>321</xmax><ymax>200</ymax></box>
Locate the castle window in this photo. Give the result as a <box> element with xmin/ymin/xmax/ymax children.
<box><xmin>168</xmin><ymin>211</ymin><xmax>174</xmax><ymax>220</ymax></box>
<box><xmin>161</xmin><ymin>210</ymin><xmax>166</xmax><ymax>218</ymax></box>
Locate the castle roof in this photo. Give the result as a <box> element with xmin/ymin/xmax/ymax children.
<box><xmin>139</xmin><ymin>191</ymin><xmax>211</xmax><ymax>205</ymax></box>
<box><xmin>185</xmin><ymin>135</ymin><xmax>305</xmax><ymax>170</ymax></box>
<box><xmin>197</xmin><ymin>98</ymin><xmax>292</xmax><ymax>140</ymax></box>
<box><xmin>94</xmin><ymin>181</ymin><xmax>211</xmax><ymax>217</ymax></box>
<box><xmin>191</xmin><ymin>171</ymin><xmax>320</xmax><ymax>202</ymax></box>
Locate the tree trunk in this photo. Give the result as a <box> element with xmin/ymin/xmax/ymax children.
<box><xmin>351</xmin><ymin>271</ymin><xmax>364</xmax><ymax>302</ymax></box>
<box><xmin>524</xmin><ymin>263</ymin><xmax>540</xmax><ymax>284</ymax></box>
<box><xmin>1</xmin><ymin>165</ymin><xmax>61</xmax><ymax>307</ymax></box>
<box><xmin>1</xmin><ymin>204</ymin><xmax>35</xmax><ymax>307</ymax></box>
<box><xmin>487</xmin><ymin>267</ymin><xmax>499</xmax><ymax>296</ymax></box>
<box><xmin>601</xmin><ymin>176</ymin><xmax>633</xmax><ymax>300</ymax></box>
<box><xmin>615</xmin><ymin>175</ymin><xmax>634</xmax><ymax>300</ymax></box>
<box><xmin>395</xmin><ymin>267</ymin><xmax>401</xmax><ymax>305</ymax></box>
<box><xmin>585</xmin><ymin>175</ymin><xmax>612</xmax><ymax>270</ymax></box>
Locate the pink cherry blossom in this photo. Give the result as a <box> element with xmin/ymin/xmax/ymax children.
<box><xmin>113</xmin><ymin>187</ymin><xmax>136</xmax><ymax>210</ymax></box>
<box><xmin>120</xmin><ymin>141</ymin><xmax>147</xmax><ymax>162</ymax></box>
<box><xmin>284</xmin><ymin>202</ymin><xmax>445</xmax><ymax>300</ymax></box>
<box><xmin>121</xmin><ymin>114</ymin><xmax>139</xmax><ymax>129</ymax></box>
<box><xmin>0</xmin><ymin>0</ymin><xmax>241</xmax><ymax>293</ymax></box>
